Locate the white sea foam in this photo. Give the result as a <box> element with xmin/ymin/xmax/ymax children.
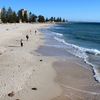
<box><xmin>85</xmin><ymin>48</ymin><xmax>100</xmax><ymax>55</ymax></box>
<box><xmin>54</xmin><ymin>36</ymin><xmax>100</xmax><ymax>57</ymax></box>
<box><xmin>54</xmin><ymin>36</ymin><xmax>100</xmax><ymax>82</ymax></box>
<box><xmin>54</xmin><ymin>36</ymin><xmax>88</xmax><ymax>59</ymax></box>
<box><xmin>85</xmin><ymin>59</ymin><xmax>100</xmax><ymax>82</ymax></box>
<box><xmin>52</xmin><ymin>32</ymin><xmax>63</xmax><ymax>37</ymax></box>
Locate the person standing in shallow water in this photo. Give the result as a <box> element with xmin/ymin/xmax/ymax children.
<box><xmin>26</xmin><ymin>35</ymin><xmax>29</xmax><ymax>41</ymax></box>
<box><xmin>20</xmin><ymin>39</ymin><xmax>23</xmax><ymax>47</ymax></box>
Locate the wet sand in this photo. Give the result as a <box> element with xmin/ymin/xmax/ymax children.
<box><xmin>35</xmin><ymin>45</ymin><xmax>74</xmax><ymax>57</ymax></box>
<box><xmin>52</xmin><ymin>60</ymin><xmax>100</xmax><ymax>100</ymax></box>
<box><xmin>36</xmin><ymin>42</ymin><xmax>100</xmax><ymax>100</ymax></box>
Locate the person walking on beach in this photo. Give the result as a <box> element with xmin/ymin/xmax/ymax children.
<box><xmin>35</xmin><ymin>30</ymin><xmax>37</xmax><ymax>35</ymax></box>
<box><xmin>20</xmin><ymin>39</ymin><xmax>23</xmax><ymax>47</ymax></box>
<box><xmin>26</xmin><ymin>35</ymin><xmax>29</xmax><ymax>41</ymax></box>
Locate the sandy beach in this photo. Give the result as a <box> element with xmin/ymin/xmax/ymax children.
<box><xmin>52</xmin><ymin>60</ymin><xmax>100</xmax><ymax>100</ymax></box>
<box><xmin>36</xmin><ymin>45</ymin><xmax>100</xmax><ymax>100</ymax></box>
<box><xmin>0</xmin><ymin>23</ymin><xmax>100</xmax><ymax>100</ymax></box>
<box><xmin>0</xmin><ymin>23</ymin><xmax>61</xmax><ymax>100</ymax></box>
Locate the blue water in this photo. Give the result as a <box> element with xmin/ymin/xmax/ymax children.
<box><xmin>44</xmin><ymin>22</ymin><xmax>100</xmax><ymax>82</ymax></box>
<box><xmin>50</xmin><ymin>22</ymin><xmax>100</xmax><ymax>50</ymax></box>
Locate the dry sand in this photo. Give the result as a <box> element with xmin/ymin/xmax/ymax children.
<box><xmin>0</xmin><ymin>23</ymin><xmax>61</xmax><ymax>100</ymax></box>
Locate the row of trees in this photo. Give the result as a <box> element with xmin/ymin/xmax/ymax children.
<box><xmin>46</xmin><ymin>17</ymin><xmax>67</xmax><ymax>22</ymax></box>
<box><xmin>0</xmin><ymin>7</ymin><xmax>68</xmax><ymax>23</ymax></box>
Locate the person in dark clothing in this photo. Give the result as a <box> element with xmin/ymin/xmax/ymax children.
<box><xmin>26</xmin><ymin>35</ymin><xmax>29</xmax><ymax>41</ymax></box>
<box><xmin>20</xmin><ymin>39</ymin><xmax>23</xmax><ymax>47</ymax></box>
<box><xmin>35</xmin><ymin>30</ymin><xmax>37</xmax><ymax>35</ymax></box>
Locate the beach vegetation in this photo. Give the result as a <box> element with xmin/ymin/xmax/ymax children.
<box><xmin>1</xmin><ymin>7</ymin><xmax>7</xmax><ymax>23</ymax></box>
<box><xmin>30</xmin><ymin>14</ymin><xmax>37</xmax><ymax>22</ymax></box>
<box><xmin>17</xmin><ymin>9</ymin><xmax>24</xmax><ymax>22</ymax></box>
<box><xmin>38</xmin><ymin>15</ymin><xmax>45</xmax><ymax>23</ymax></box>
<box><xmin>23</xmin><ymin>12</ymin><xmax>28</xmax><ymax>22</ymax></box>
<box><xmin>45</xmin><ymin>17</ymin><xmax>49</xmax><ymax>22</ymax></box>
<box><xmin>0</xmin><ymin>7</ymin><xmax>68</xmax><ymax>23</ymax></box>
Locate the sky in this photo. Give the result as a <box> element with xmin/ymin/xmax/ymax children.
<box><xmin>0</xmin><ymin>0</ymin><xmax>100</xmax><ymax>22</ymax></box>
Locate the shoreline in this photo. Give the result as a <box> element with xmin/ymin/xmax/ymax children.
<box><xmin>36</xmin><ymin>25</ymin><xmax>100</xmax><ymax>100</ymax></box>
<box><xmin>44</xmin><ymin>22</ymin><xmax>100</xmax><ymax>83</ymax></box>
<box><xmin>52</xmin><ymin>59</ymin><xmax>100</xmax><ymax>100</ymax></box>
<box><xmin>36</xmin><ymin>45</ymin><xmax>100</xmax><ymax>99</ymax></box>
<box><xmin>0</xmin><ymin>23</ymin><xmax>100</xmax><ymax>100</ymax></box>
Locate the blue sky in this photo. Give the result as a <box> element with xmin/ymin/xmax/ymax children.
<box><xmin>0</xmin><ymin>0</ymin><xmax>100</xmax><ymax>22</ymax></box>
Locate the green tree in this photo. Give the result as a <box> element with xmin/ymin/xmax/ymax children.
<box><xmin>50</xmin><ymin>17</ymin><xmax>54</xmax><ymax>22</ymax></box>
<box><xmin>18</xmin><ymin>9</ymin><xmax>24</xmax><ymax>22</ymax></box>
<box><xmin>29</xmin><ymin>12</ymin><xmax>32</xmax><ymax>22</ymax></box>
<box><xmin>7</xmin><ymin>7</ymin><xmax>13</xmax><ymax>23</ymax></box>
<box><xmin>31</xmin><ymin>14</ymin><xmax>37</xmax><ymax>22</ymax></box>
<box><xmin>62</xmin><ymin>18</ymin><xmax>65</xmax><ymax>22</ymax></box>
<box><xmin>12</xmin><ymin>11</ymin><xmax>18</xmax><ymax>23</ymax></box>
<box><xmin>56</xmin><ymin>17</ymin><xmax>60</xmax><ymax>22</ymax></box>
<box><xmin>1</xmin><ymin>7</ymin><xmax>68</xmax><ymax>23</ymax></box>
<box><xmin>23</xmin><ymin>12</ymin><xmax>28</xmax><ymax>22</ymax></box>
<box><xmin>59</xmin><ymin>17</ymin><xmax>62</xmax><ymax>22</ymax></box>
<box><xmin>1</xmin><ymin>7</ymin><xmax>7</xmax><ymax>23</ymax></box>
<box><xmin>38</xmin><ymin>15</ymin><xmax>45</xmax><ymax>23</ymax></box>
<box><xmin>45</xmin><ymin>17</ymin><xmax>49</xmax><ymax>22</ymax></box>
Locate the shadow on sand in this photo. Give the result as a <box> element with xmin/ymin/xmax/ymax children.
<box><xmin>8</xmin><ymin>45</ymin><xmax>20</xmax><ymax>47</ymax></box>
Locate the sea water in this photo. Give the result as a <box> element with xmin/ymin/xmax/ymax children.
<box><xmin>41</xmin><ymin>22</ymin><xmax>100</xmax><ymax>82</ymax></box>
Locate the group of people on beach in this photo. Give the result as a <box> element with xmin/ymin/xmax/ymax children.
<box><xmin>20</xmin><ymin>30</ymin><xmax>37</xmax><ymax>47</ymax></box>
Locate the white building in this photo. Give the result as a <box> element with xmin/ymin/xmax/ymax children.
<box><xmin>22</xmin><ymin>9</ymin><xmax>29</xmax><ymax>19</ymax></box>
<box><xmin>20</xmin><ymin>9</ymin><xmax>29</xmax><ymax>17</ymax></box>
<box><xmin>19</xmin><ymin>9</ymin><xmax>29</xmax><ymax>22</ymax></box>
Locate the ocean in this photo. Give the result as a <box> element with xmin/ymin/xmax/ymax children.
<box><xmin>41</xmin><ymin>22</ymin><xmax>100</xmax><ymax>82</ymax></box>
